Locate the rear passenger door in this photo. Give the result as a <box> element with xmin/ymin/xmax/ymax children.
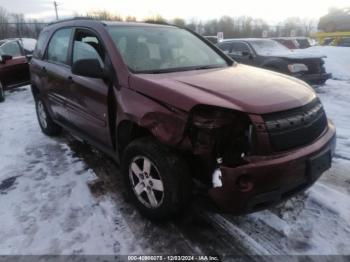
<box><xmin>43</xmin><ymin>28</ymin><xmax>73</xmax><ymax>122</ymax></box>
<box><xmin>67</xmin><ymin>28</ymin><xmax>112</xmax><ymax>148</ymax></box>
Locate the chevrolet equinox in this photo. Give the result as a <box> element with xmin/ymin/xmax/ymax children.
<box><xmin>30</xmin><ymin>19</ymin><xmax>336</xmax><ymax>220</ymax></box>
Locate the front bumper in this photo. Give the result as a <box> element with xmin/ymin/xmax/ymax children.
<box><xmin>208</xmin><ymin>121</ymin><xmax>336</xmax><ymax>214</ymax></box>
<box><xmin>294</xmin><ymin>72</ymin><xmax>332</xmax><ymax>85</ymax></box>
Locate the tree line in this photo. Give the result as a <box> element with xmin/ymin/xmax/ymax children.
<box><xmin>0</xmin><ymin>6</ymin><xmax>317</xmax><ymax>40</ymax></box>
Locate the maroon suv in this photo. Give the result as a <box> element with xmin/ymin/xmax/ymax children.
<box><xmin>0</xmin><ymin>39</ymin><xmax>32</xmax><ymax>102</ymax></box>
<box><xmin>30</xmin><ymin>19</ymin><xmax>336</xmax><ymax>220</ymax></box>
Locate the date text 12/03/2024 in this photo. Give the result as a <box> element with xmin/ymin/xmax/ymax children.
<box><xmin>127</xmin><ymin>256</ymin><xmax>220</xmax><ymax>261</ymax></box>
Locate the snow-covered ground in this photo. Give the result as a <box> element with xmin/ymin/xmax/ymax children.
<box><xmin>0</xmin><ymin>46</ymin><xmax>350</xmax><ymax>256</ymax></box>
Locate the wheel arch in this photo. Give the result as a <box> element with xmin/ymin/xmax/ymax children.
<box><xmin>117</xmin><ymin>119</ymin><xmax>152</xmax><ymax>156</ymax></box>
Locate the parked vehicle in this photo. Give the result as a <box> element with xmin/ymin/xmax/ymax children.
<box><xmin>218</xmin><ymin>38</ymin><xmax>331</xmax><ymax>85</ymax></box>
<box><xmin>272</xmin><ymin>38</ymin><xmax>299</xmax><ymax>49</ymax></box>
<box><xmin>204</xmin><ymin>36</ymin><xmax>219</xmax><ymax>45</ymax></box>
<box><xmin>318</xmin><ymin>7</ymin><xmax>350</xmax><ymax>32</ymax></box>
<box><xmin>0</xmin><ymin>39</ymin><xmax>33</xmax><ymax>102</ymax></box>
<box><xmin>337</xmin><ymin>37</ymin><xmax>350</xmax><ymax>47</ymax></box>
<box><xmin>31</xmin><ymin>19</ymin><xmax>336</xmax><ymax>220</ymax></box>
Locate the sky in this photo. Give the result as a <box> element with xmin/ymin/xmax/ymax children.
<box><xmin>0</xmin><ymin>0</ymin><xmax>349</xmax><ymax>23</ymax></box>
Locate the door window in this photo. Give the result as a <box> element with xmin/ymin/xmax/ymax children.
<box><xmin>72</xmin><ymin>30</ymin><xmax>105</xmax><ymax>67</ymax></box>
<box><xmin>231</xmin><ymin>42</ymin><xmax>252</xmax><ymax>56</ymax></box>
<box><xmin>47</xmin><ymin>28</ymin><xmax>72</xmax><ymax>65</ymax></box>
<box><xmin>218</xmin><ymin>42</ymin><xmax>233</xmax><ymax>53</ymax></box>
<box><xmin>0</xmin><ymin>42</ymin><xmax>22</xmax><ymax>57</ymax></box>
<box><xmin>34</xmin><ymin>30</ymin><xmax>49</xmax><ymax>59</ymax></box>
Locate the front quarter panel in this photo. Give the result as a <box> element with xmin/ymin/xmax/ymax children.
<box><xmin>116</xmin><ymin>87</ymin><xmax>188</xmax><ymax>146</ymax></box>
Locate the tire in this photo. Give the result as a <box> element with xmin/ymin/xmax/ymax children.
<box><xmin>35</xmin><ymin>96</ymin><xmax>62</xmax><ymax>136</ymax></box>
<box><xmin>122</xmin><ymin>137</ymin><xmax>192</xmax><ymax>220</ymax></box>
<box><xmin>0</xmin><ymin>82</ymin><xmax>5</xmax><ymax>102</ymax></box>
<box><xmin>313</xmin><ymin>79</ymin><xmax>327</xmax><ymax>86</ymax></box>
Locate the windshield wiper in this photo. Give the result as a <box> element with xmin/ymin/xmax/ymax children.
<box><xmin>138</xmin><ymin>65</ymin><xmax>226</xmax><ymax>74</ymax></box>
<box><xmin>192</xmin><ymin>65</ymin><xmax>226</xmax><ymax>70</ymax></box>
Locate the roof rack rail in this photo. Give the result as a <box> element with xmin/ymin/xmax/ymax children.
<box><xmin>47</xmin><ymin>17</ymin><xmax>95</xmax><ymax>26</ymax></box>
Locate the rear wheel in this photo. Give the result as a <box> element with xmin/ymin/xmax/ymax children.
<box><xmin>0</xmin><ymin>82</ymin><xmax>5</xmax><ymax>102</ymax></box>
<box><xmin>35</xmin><ymin>96</ymin><xmax>62</xmax><ymax>136</ymax></box>
<box><xmin>122</xmin><ymin>137</ymin><xmax>192</xmax><ymax>220</ymax></box>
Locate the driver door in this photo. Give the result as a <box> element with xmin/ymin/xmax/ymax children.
<box><xmin>67</xmin><ymin>28</ymin><xmax>113</xmax><ymax>148</ymax></box>
<box><xmin>0</xmin><ymin>41</ymin><xmax>29</xmax><ymax>88</ymax></box>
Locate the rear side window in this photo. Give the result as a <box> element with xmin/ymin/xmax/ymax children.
<box><xmin>33</xmin><ymin>31</ymin><xmax>49</xmax><ymax>59</ymax></box>
<box><xmin>47</xmin><ymin>28</ymin><xmax>72</xmax><ymax>65</ymax></box>
<box><xmin>0</xmin><ymin>41</ymin><xmax>22</xmax><ymax>57</ymax></box>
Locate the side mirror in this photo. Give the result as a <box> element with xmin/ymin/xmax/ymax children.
<box><xmin>0</xmin><ymin>55</ymin><xmax>13</xmax><ymax>64</ymax></box>
<box><xmin>242</xmin><ymin>51</ymin><xmax>251</xmax><ymax>57</ymax></box>
<box><xmin>72</xmin><ymin>59</ymin><xmax>107</xmax><ymax>79</ymax></box>
<box><xmin>26</xmin><ymin>54</ymin><xmax>33</xmax><ymax>62</ymax></box>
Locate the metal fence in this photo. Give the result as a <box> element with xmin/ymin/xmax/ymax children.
<box><xmin>0</xmin><ymin>22</ymin><xmax>47</xmax><ymax>40</ymax></box>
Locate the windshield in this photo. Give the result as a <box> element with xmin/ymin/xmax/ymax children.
<box><xmin>107</xmin><ymin>26</ymin><xmax>228</xmax><ymax>73</ymax></box>
<box><xmin>250</xmin><ymin>39</ymin><xmax>290</xmax><ymax>56</ymax></box>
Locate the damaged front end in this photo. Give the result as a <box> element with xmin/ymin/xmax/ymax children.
<box><xmin>186</xmin><ymin>105</ymin><xmax>255</xmax><ymax>189</ymax></box>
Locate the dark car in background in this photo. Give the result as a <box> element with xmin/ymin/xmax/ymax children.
<box><xmin>0</xmin><ymin>38</ymin><xmax>35</xmax><ymax>102</ymax></box>
<box><xmin>30</xmin><ymin>19</ymin><xmax>336</xmax><ymax>220</ymax></box>
<box><xmin>318</xmin><ymin>7</ymin><xmax>350</xmax><ymax>32</ymax></box>
<box><xmin>272</xmin><ymin>38</ymin><xmax>299</xmax><ymax>49</ymax></box>
<box><xmin>272</xmin><ymin>37</ymin><xmax>313</xmax><ymax>49</ymax></box>
<box><xmin>204</xmin><ymin>36</ymin><xmax>219</xmax><ymax>44</ymax></box>
<box><xmin>218</xmin><ymin>38</ymin><xmax>331</xmax><ymax>85</ymax></box>
<box><xmin>338</xmin><ymin>37</ymin><xmax>350</xmax><ymax>47</ymax></box>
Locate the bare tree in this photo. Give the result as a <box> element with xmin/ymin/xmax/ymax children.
<box><xmin>125</xmin><ymin>16</ymin><xmax>137</xmax><ymax>22</ymax></box>
<box><xmin>86</xmin><ymin>10</ymin><xmax>123</xmax><ymax>21</ymax></box>
<box><xmin>172</xmin><ymin>18</ymin><xmax>186</xmax><ymax>27</ymax></box>
<box><xmin>0</xmin><ymin>7</ymin><xmax>9</xmax><ymax>39</ymax></box>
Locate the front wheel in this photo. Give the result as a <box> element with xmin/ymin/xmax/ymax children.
<box><xmin>35</xmin><ymin>97</ymin><xmax>62</xmax><ymax>136</ymax></box>
<box><xmin>0</xmin><ymin>82</ymin><xmax>5</xmax><ymax>102</ymax></box>
<box><xmin>122</xmin><ymin>137</ymin><xmax>192</xmax><ymax>220</ymax></box>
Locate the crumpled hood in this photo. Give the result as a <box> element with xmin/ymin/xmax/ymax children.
<box><xmin>129</xmin><ymin>64</ymin><xmax>317</xmax><ymax>114</ymax></box>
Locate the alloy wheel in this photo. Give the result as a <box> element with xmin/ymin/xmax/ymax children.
<box><xmin>129</xmin><ymin>156</ymin><xmax>165</xmax><ymax>209</ymax></box>
<box><xmin>37</xmin><ymin>100</ymin><xmax>48</xmax><ymax>129</ymax></box>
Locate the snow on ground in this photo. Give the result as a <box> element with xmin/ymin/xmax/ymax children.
<box><xmin>0</xmin><ymin>89</ymin><xmax>141</xmax><ymax>255</ymax></box>
<box><xmin>0</xmin><ymin>46</ymin><xmax>350</xmax><ymax>257</ymax></box>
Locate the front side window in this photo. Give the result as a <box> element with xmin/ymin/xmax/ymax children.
<box><xmin>72</xmin><ymin>30</ymin><xmax>105</xmax><ymax>67</ymax></box>
<box><xmin>47</xmin><ymin>28</ymin><xmax>72</xmax><ymax>64</ymax></box>
<box><xmin>0</xmin><ymin>42</ymin><xmax>22</xmax><ymax>57</ymax></box>
<box><xmin>231</xmin><ymin>42</ymin><xmax>252</xmax><ymax>56</ymax></box>
<box><xmin>218</xmin><ymin>42</ymin><xmax>233</xmax><ymax>53</ymax></box>
<box><xmin>107</xmin><ymin>26</ymin><xmax>228</xmax><ymax>73</ymax></box>
<box><xmin>34</xmin><ymin>31</ymin><xmax>49</xmax><ymax>58</ymax></box>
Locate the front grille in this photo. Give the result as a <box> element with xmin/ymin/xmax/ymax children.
<box><xmin>262</xmin><ymin>98</ymin><xmax>328</xmax><ymax>152</ymax></box>
<box><xmin>306</xmin><ymin>62</ymin><xmax>322</xmax><ymax>74</ymax></box>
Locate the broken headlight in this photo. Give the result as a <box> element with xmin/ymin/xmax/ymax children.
<box><xmin>189</xmin><ymin>106</ymin><xmax>252</xmax><ymax>166</ymax></box>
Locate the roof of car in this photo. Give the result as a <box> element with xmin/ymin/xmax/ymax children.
<box><xmin>103</xmin><ymin>21</ymin><xmax>176</xmax><ymax>28</ymax></box>
<box><xmin>220</xmin><ymin>38</ymin><xmax>272</xmax><ymax>43</ymax></box>
<box><xmin>272</xmin><ymin>37</ymin><xmax>309</xmax><ymax>40</ymax></box>
<box><xmin>0</xmin><ymin>39</ymin><xmax>19</xmax><ymax>46</ymax></box>
<box><xmin>47</xmin><ymin>18</ymin><xmax>176</xmax><ymax>28</ymax></box>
